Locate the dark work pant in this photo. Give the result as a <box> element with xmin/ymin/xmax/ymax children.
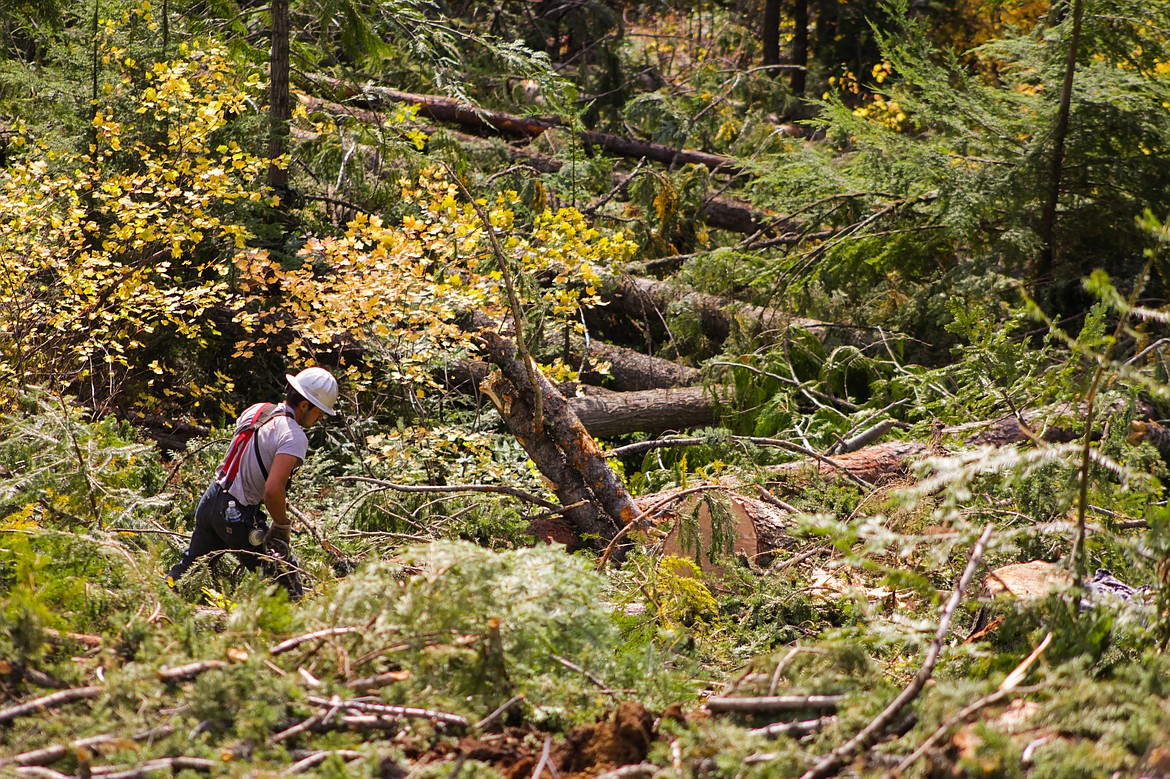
<box><xmin>167</xmin><ymin>482</ymin><xmax>302</xmax><ymax>599</ymax></box>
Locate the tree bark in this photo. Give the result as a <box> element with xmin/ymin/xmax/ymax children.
<box><xmin>598</xmin><ymin>274</ymin><xmax>867</xmax><ymax>348</ymax></box>
<box><xmin>541</xmin><ymin>334</ymin><xmax>700</xmax><ymax>391</ymax></box>
<box><xmin>791</xmin><ymin>0</ymin><xmax>809</xmax><ymax>96</ymax></box>
<box><xmin>768</xmin><ymin>440</ymin><xmax>927</xmax><ymax>484</ymax></box>
<box><xmin>762</xmin><ymin>0</ymin><xmax>782</xmax><ymax>73</ymax></box>
<box><xmin>569</xmin><ymin>386</ymin><xmax>723</xmax><ymax>438</ymax></box>
<box><xmin>1036</xmin><ymin>0</ymin><xmax>1086</xmax><ymax>283</ymax></box>
<box><xmin>267</xmin><ymin>0</ymin><xmax>290</xmax><ymax>190</ymax></box>
<box><xmin>483</xmin><ymin>371</ymin><xmax>620</xmax><ymax>551</ymax></box>
<box><xmin>483</xmin><ymin>331</ymin><xmax>643</xmax><ymax>525</ymax></box>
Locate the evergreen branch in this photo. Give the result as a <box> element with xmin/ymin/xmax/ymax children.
<box><xmin>798</xmin><ymin>523</ymin><xmax>994</xmax><ymax>779</ymax></box>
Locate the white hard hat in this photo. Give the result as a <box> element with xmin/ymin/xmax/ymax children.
<box><xmin>286</xmin><ymin>367</ymin><xmax>339</xmax><ymax>416</ymax></box>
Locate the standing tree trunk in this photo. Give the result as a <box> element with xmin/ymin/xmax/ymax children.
<box><xmin>762</xmin><ymin>0</ymin><xmax>782</xmax><ymax>74</ymax></box>
<box><xmin>268</xmin><ymin>0</ymin><xmax>290</xmax><ymax>190</ymax></box>
<box><xmin>790</xmin><ymin>0</ymin><xmax>809</xmax><ymax>96</ymax></box>
<box><xmin>1036</xmin><ymin>0</ymin><xmax>1085</xmax><ymax>284</ymax></box>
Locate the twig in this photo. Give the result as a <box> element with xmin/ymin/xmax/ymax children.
<box><xmin>529</xmin><ymin>737</ymin><xmax>557</xmax><ymax>779</ymax></box>
<box><xmin>748</xmin><ymin>717</ymin><xmax>833</xmax><ymax>739</ymax></box>
<box><xmin>889</xmin><ymin>685</ymin><xmax>1045</xmax><ymax>776</ymax></box>
<box><xmin>157</xmin><ymin>660</ymin><xmax>229</xmax><ymax>682</ymax></box>
<box><xmin>271</xmin><ymin>695</ymin><xmax>340</xmax><ymax>744</ymax></box>
<box><xmin>474</xmin><ymin>693</ymin><xmax>526</xmax><ymax>731</ymax></box>
<box><xmin>705</xmin><ymin>695</ymin><xmax>844</xmax><ymax>714</ymax></box>
<box><xmin>270</xmin><ymin>627</ymin><xmax>362</xmax><ymax>656</ymax></box>
<box><xmin>286</xmin><ymin>750</ymin><xmax>366</xmax><ymax>774</ymax></box>
<box><xmin>755</xmin><ymin>485</ymin><xmax>800</xmax><ymax>513</ymax></box>
<box><xmin>91</xmin><ymin>757</ymin><xmax>215</xmax><ymax>778</ymax></box>
<box><xmin>549</xmin><ymin>654</ymin><xmax>608</xmax><ymax>689</ymax></box>
<box><xmin>305</xmin><ymin>695</ymin><xmax>469</xmax><ymax>728</ymax></box>
<box><xmin>797</xmin><ymin>523</ymin><xmax>994</xmax><ymax>779</ymax></box>
<box><xmin>589</xmin><ymin>764</ymin><xmax>659</xmax><ymax>779</ymax></box>
<box><xmin>0</xmin><ymin>686</ymin><xmax>103</xmax><ymax>725</ymax></box>
<box><xmin>336</xmin><ymin>475</ymin><xmax>562</xmax><ymax>512</ymax></box>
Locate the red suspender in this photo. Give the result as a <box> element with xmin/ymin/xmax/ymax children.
<box><xmin>216</xmin><ymin>403</ymin><xmax>274</xmax><ymax>490</ymax></box>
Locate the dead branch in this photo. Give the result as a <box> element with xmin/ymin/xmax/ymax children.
<box><xmin>748</xmin><ymin>717</ymin><xmax>834</xmax><ymax>739</ymax></box>
<box><xmin>157</xmin><ymin>660</ymin><xmax>229</xmax><ymax>682</ymax></box>
<box><xmin>42</xmin><ymin>628</ymin><xmax>102</xmax><ymax>648</ymax></box>
<box><xmin>270</xmin><ymin>627</ymin><xmax>363</xmax><ymax>656</ymax></box>
<box><xmin>335</xmin><ymin>475</ymin><xmax>562</xmax><ymax>512</ymax></box>
<box><xmin>346</xmin><ymin>670</ymin><xmax>412</xmax><ymax>692</ymax></box>
<box><xmin>705</xmin><ymin>694</ymin><xmax>845</xmax><ymax>714</ymax></box>
<box><xmin>0</xmin><ymin>686</ymin><xmax>103</xmax><ymax>725</ymax></box>
<box><xmin>0</xmin><ymin>727</ymin><xmax>173</xmax><ymax>769</ymax></box>
<box><xmin>590</xmin><ymin>765</ymin><xmax>659</xmax><ymax>779</ymax></box>
<box><xmin>287</xmin><ymin>750</ymin><xmax>366</xmax><ymax>774</ymax></box>
<box><xmin>305</xmin><ymin>694</ymin><xmax>469</xmax><ymax>728</ymax></box>
<box><xmin>92</xmin><ymin>757</ymin><xmax>215</xmax><ymax>778</ymax></box>
<box><xmin>888</xmin><ymin>686</ymin><xmax>1043</xmax><ymax>776</ymax></box>
<box><xmin>798</xmin><ymin>523</ymin><xmax>994</xmax><ymax>779</ymax></box>
<box><xmin>13</xmin><ymin>768</ymin><xmax>71</xmax><ymax>779</ymax></box>
<box><xmin>474</xmin><ymin>693</ymin><xmax>527</xmax><ymax>732</ymax></box>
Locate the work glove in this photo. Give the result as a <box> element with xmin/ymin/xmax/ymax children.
<box><xmin>264</xmin><ymin>522</ymin><xmax>292</xmax><ymax>553</ymax></box>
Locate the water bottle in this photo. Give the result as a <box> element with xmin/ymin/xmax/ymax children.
<box><xmin>224</xmin><ymin>500</ymin><xmax>242</xmax><ymax>526</ymax></box>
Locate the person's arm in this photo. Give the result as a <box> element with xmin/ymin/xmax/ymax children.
<box><xmin>264</xmin><ymin>453</ymin><xmax>301</xmax><ymax>544</ymax></box>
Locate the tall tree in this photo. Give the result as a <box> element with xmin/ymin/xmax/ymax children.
<box><xmin>268</xmin><ymin>0</ymin><xmax>290</xmax><ymax>190</ymax></box>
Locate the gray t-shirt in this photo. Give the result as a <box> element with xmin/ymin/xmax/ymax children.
<box><xmin>222</xmin><ymin>402</ymin><xmax>309</xmax><ymax>507</ymax></box>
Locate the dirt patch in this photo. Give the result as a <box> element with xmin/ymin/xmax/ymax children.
<box><xmin>495</xmin><ymin>701</ymin><xmax>657</xmax><ymax>779</ymax></box>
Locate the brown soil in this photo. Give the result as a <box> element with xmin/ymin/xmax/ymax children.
<box><xmin>426</xmin><ymin>701</ymin><xmax>659</xmax><ymax>779</ymax></box>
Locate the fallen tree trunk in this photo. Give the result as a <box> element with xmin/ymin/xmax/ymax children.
<box><xmin>296</xmin><ymin>94</ymin><xmax>775</xmax><ymax>236</ymax></box>
<box><xmin>569</xmin><ymin>386</ymin><xmax>723</xmax><ymax>438</ymax></box>
<box><xmin>599</xmin><ymin>274</ymin><xmax>878</xmax><ymax>348</ymax></box>
<box><xmin>480</xmin><ymin>330</ymin><xmax>649</xmax><ymax>555</ymax></box>
<box><xmin>308</xmin><ymin>77</ymin><xmax>746</xmax><ymax>175</ymax></box>
<box><xmin>539</xmin><ymin>332</ymin><xmax>701</xmax><ymax>391</ymax></box>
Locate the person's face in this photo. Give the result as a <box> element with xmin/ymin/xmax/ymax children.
<box><xmin>299</xmin><ymin>401</ymin><xmax>325</xmax><ymax>428</ymax></box>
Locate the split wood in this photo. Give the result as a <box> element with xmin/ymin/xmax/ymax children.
<box><xmin>0</xmin><ymin>686</ymin><xmax>103</xmax><ymax>725</ymax></box>
<box><xmin>797</xmin><ymin>523</ymin><xmax>994</xmax><ymax>779</ymax></box>
<box><xmin>706</xmin><ymin>694</ymin><xmax>844</xmax><ymax>714</ymax></box>
<box><xmin>305</xmin><ymin>694</ymin><xmax>469</xmax><ymax>728</ymax></box>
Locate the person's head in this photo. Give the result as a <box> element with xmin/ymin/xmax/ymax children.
<box><xmin>285</xmin><ymin>367</ymin><xmax>339</xmax><ymax>428</ymax></box>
